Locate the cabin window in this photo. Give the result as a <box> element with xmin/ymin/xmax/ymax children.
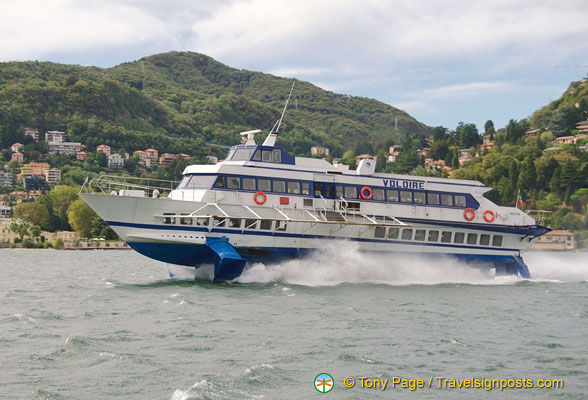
<box><xmin>387</xmin><ymin>190</ymin><xmax>399</xmax><ymax>202</ymax></box>
<box><xmin>441</xmin><ymin>194</ymin><xmax>453</xmax><ymax>206</ymax></box>
<box><xmin>401</xmin><ymin>228</ymin><xmax>413</xmax><ymax>240</ymax></box>
<box><xmin>196</xmin><ymin>217</ymin><xmax>209</xmax><ymax>227</ymax></box>
<box><xmin>454</xmin><ymin>232</ymin><xmax>465</xmax><ymax>244</ymax></box>
<box><xmin>400</xmin><ymin>191</ymin><xmax>412</xmax><ymax>203</ymax></box>
<box><xmin>344</xmin><ymin>186</ymin><xmax>357</xmax><ymax>199</ymax></box>
<box><xmin>287</xmin><ymin>181</ymin><xmax>300</xmax><ymax>194</ymax></box>
<box><xmin>180</xmin><ymin>214</ymin><xmax>192</xmax><ymax>225</ymax></box>
<box><xmin>324</xmin><ymin>184</ymin><xmax>334</xmax><ymax>198</ymax></box>
<box><xmin>229</xmin><ymin>218</ymin><xmax>242</xmax><ymax>228</ymax></box>
<box><xmin>259</xmin><ymin>220</ymin><xmax>272</xmax><ymax>230</ymax></box>
<box><xmin>414</xmin><ymin>192</ymin><xmax>426</xmax><ymax>204</ymax></box>
<box><xmin>314</xmin><ymin>183</ymin><xmax>323</xmax><ymax>197</ymax></box>
<box><xmin>301</xmin><ymin>183</ymin><xmax>310</xmax><ymax>195</ymax></box>
<box><xmin>177</xmin><ymin>175</ymin><xmax>191</xmax><ymax>189</ymax></box>
<box><xmin>428</xmin><ymin>230</ymin><xmax>439</xmax><ymax>242</ymax></box>
<box><xmin>414</xmin><ymin>229</ymin><xmax>426</xmax><ymax>241</ymax></box>
<box><xmin>213</xmin><ymin>176</ymin><xmax>225</xmax><ymax>188</ymax></box>
<box><xmin>274</xmin><ymin>180</ymin><xmax>286</xmax><ymax>193</ymax></box>
<box><xmin>467</xmin><ymin>233</ymin><xmax>478</xmax><ymax>245</ymax></box>
<box><xmin>388</xmin><ymin>228</ymin><xmax>399</xmax><ymax>239</ymax></box>
<box><xmin>227</xmin><ymin>176</ymin><xmax>240</xmax><ymax>189</ymax></box>
<box><xmin>242</xmin><ymin>178</ymin><xmax>256</xmax><ymax>191</ymax></box>
<box><xmin>492</xmin><ymin>235</ymin><xmax>503</xmax><ymax>247</ymax></box>
<box><xmin>258</xmin><ymin>179</ymin><xmax>271</xmax><ymax>192</ymax></box>
<box><xmin>373</xmin><ymin>189</ymin><xmax>385</xmax><ymax>201</ymax></box>
<box><xmin>427</xmin><ymin>193</ymin><xmax>440</xmax><ymax>205</ymax></box>
<box><xmin>303</xmin><ymin>198</ymin><xmax>313</xmax><ymax>207</ymax></box>
<box><xmin>213</xmin><ymin>217</ymin><xmax>226</xmax><ymax>228</ymax></box>
<box><xmin>480</xmin><ymin>234</ymin><xmax>490</xmax><ymax>246</ymax></box>
<box><xmin>440</xmin><ymin>231</ymin><xmax>452</xmax><ymax>243</ymax></box>
<box><xmin>163</xmin><ymin>213</ymin><xmax>176</xmax><ymax>224</ymax></box>
<box><xmin>374</xmin><ymin>227</ymin><xmax>386</xmax><ymax>238</ymax></box>
<box><xmin>276</xmin><ymin>221</ymin><xmax>288</xmax><ymax>231</ymax></box>
<box><xmin>245</xmin><ymin>219</ymin><xmax>257</xmax><ymax>229</ymax></box>
<box><xmin>232</xmin><ymin>148</ymin><xmax>255</xmax><ymax>161</ymax></box>
<box><xmin>272</xmin><ymin>150</ymin><xmax>281</xmax><ymax>162</ymax></box>
<box><xmin>252</xmin><ymin>150</ymin><xmax>261</xmax><ymax>161</ymax></box>
<box><xmin>262</xmin><ymin>150</ymin><xmax>272</xmax><ymax>162</ymax></box>
<box><xmin>455</xmin><ymin>195</ymin><xmax>466</xmax><ymax>207</ymax></box>
<box><xmin>336</xmin><ymin>185</ymin><xmax>343</xmax><ymax>198</ymax></box>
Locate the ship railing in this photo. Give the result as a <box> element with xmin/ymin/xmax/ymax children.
<box><xmin>152</xmin><ymin>208</ymin><xmax>411</xmax><ymax>230</ymax></box>
<box><xmin>525</xmin><ymin>210</ymin><xmax>552</xmax><ymax>227</ymax></box>
<box><xmin>81</xmin><ymin>175</ymin><xmax>179</xmax><ymax>198</ymax></box>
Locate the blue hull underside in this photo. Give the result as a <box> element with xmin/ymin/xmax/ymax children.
<box><xmin>127</xmin><ymin>241</ymin><xmax>531</xmax><ymax>281</ymax></box>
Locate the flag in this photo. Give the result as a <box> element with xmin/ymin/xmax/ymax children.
<box><xmin>516</xmin><ymin>189</ymin><xmax>524</xmax><ymax>207</ymax></box>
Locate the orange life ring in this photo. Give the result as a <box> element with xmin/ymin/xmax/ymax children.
<box><xmin>254</xmin><ymin>191</ymin><xmax>266</xmax><ymax>205</ymax></box>
<box><xmin>463</xmin><ymin>208</ymin><xmax>475</xmax><ymax>221</ymax></box>
<box><xmin>483</xmin><ymin>210</ymin><xmax>496</xmax><ymax>223</ymax></box>
<box><xmin>360</xmin><ymin>186</ymin><xmax>373</xmax><ymax>200</ymax></box>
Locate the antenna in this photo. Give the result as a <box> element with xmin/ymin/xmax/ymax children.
<box><xmin>272</xmin><ymin>80</ymin><xmax>295</xmax><ymax>134</ymax></box>
<box><xmin>263</xmin><ymin>81</ymin><xmax>295</xmax><ymax>146</ymax></box>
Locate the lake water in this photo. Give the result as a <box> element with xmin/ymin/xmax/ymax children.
<box><xmin>1</xmin><ymin>248</ymin><xmax>587</xmax><ymax>399</ymax></box>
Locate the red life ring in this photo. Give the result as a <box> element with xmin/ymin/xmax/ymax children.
<box><xmin>254</xmin><ymin>191</ymin><xmax>266</xmax><ymax>205</ymax></box>
<box><xmin>483</xmin><ymin>210</ymin><xmax>496</xmax><ymax>223</ymax></box>
<box><xmin>360</xmin><ymin>186</ymin><xmax>373</xmax><ymax>200</ymax></box>
<box><xmin>463</xmin><ymin>208</ymin><xmax>475</xmax><ymax>221</ymax></box>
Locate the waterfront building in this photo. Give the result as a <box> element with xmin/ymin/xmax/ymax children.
<box><xmin>0</xmin><ymin>205</ymin><xmax>12</xmax><ymax>218</ymax></box>
<box><xmin>531</xmin><ymin>230</ymin><xmax>576</xmax><ymax>250</ymax></box>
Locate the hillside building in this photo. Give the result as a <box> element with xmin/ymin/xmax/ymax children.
<box><xmin>0</xmin><ymin>171</ymin><xmax>14</xmax><ymax>187</ymax></box>
<box><xmin>97</xmin><ymin>144</ymin><xmax>111</xmax><ymax>156</ymax></box>
<box><xmin>76</xmin><ymin>151</ymin><xmax>88</xmax><ymax>161</ymax></box>
<box><xmin>43</xmin><ymin>168</ymin><xmax>61</xmax><ymax>183</ymax></box>
<box><xmin>107</xmin><ymin>154</ymin><xmax>124</xmax><ymax>169</ymax></box>
<box><xmin>311</xmin><ymin>146</ymin><xmax>330</xmax><ymax>157</ymax></box>
<box><xmin>24</xmin><ymin>128</ymin><xmax>39</xmax><ymax>141</ymax></box>
<box><xmin>11</xmin><ymin>143</ymin><xmax>23</xmax><ymax>152</ymax></box>
<box><xmin>576</xmin><ymin>120</ymin><xmax>588</xmax><ymax>134</ymax></box>
<box><xmin>20</xmin><ymin>162</ymin><xmax>50</xmax><ymax>177</ymax></box>
<box><xmin>47</xmin><ymin>142</ymin><xmax>82</xmax><ymax>155</ymax></box>
<box><xmin>11</xmin><ymin>152</ymin><xmax>24</xmax><ymax>163</ymax></box>
<box><xmin>45</xmin><ymin>131</ymin><xmax>66</xmax><ymax>143</ymax></box>
<box><xmin>159</xmin><ymin>153</ymin><xmax>178</xmax><ymax>167</ymax></box>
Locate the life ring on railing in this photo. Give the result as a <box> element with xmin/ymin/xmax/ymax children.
<box><xmin>463</xmin><ymin>208</ymin><xmax>475</xmax><ymax>221</ymax></box>
<box><xmin>483</xmin><ymin>210</ymin><xmax>496</xmax><ymax>223</ymax></box>
<box><xmin>254</xmin><ymin>191</ymin><xmax>267</xmax><ymax>205</ymax></box>
<box><xmin>359</xmin><ymin>186</ymin><xmax>373</xmax><ymax>200</ymax></box>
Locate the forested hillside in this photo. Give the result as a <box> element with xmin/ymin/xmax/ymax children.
<box><xmin>0</xmin><ymin>51</ymin><xmax>431</xmax><ymax>159</ymax></box>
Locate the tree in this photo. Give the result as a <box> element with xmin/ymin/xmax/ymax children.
<box><xmin>484</xmin><ymin>120</ymin><xmax>495</xmax><ymax>135</ymax></box>
<box><xmin>13</xmin><ymin>202</ymin><xmax>50</xmax><ymax>227</ymax></box>
<box><xmin>30</xmin><ymin>225</ymin><xmax>42</xmax><ymax>243</ymax></box>
<box><xmin>67</xmin><ymin>199</ymin><xmax>97</xmax><ymax>238</ymax></box>
<box><xmin>9</xmin><ymin>218</ymin><xmax>31</xmax><ymax>242</ymax></box>
<box><xmin>48</xmin><ymin>185</ymin><xmax>79</xmax><ymax>229</ymax></box>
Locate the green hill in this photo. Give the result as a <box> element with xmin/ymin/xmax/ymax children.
<box><xmin>0</xmin><ymin>51</ymin><xmax>431</xmax><ymax>158</ymax></box>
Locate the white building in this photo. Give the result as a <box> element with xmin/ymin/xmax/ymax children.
<box><xmin>24</xmin><ymin>128</ymin><xmax>39</xmax><ymax>141</ymax></box>
<box><xmin>44</xmin><ymin>168</ymin><xmax>61</xmax><ymax>183</ymax></box>
<box><xmin>108</xmin><ymin>153</ymin><xmax>125</xmax><ymax>168</ymax></box>
<box><xmin>47</xmin><ymin>142</ymin><xmax>82</xmax><ymax>155</ymax></box>
<box><xmin>311</xmin><ymin>146</ymin><xmax>330</xmax><ymax>157</ymax></box>
<box><xmin>45</xmin><ymin>131</ymin><xmax>66</xmax><ymax>143</ymax></box>
<box><xmin>0</xmin><ymin>171</ymin><xmax>13</xmax><ymax>187</ymax></box>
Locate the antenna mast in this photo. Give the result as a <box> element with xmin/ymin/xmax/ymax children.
<box><xmin>272</xmin><ymin>81</ymin><xmax>295</xmax><ymax>134</ymax></box>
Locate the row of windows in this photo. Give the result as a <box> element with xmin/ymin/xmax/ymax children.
<box><xmin>161</xmin><ymin>214</ymin><xmax>503</xmax><ymax>247</ymax></box>
<box><xmin>374</xmin><ymin>226</ymin><xmax>503</xmax><ymax>247</ymax></box>
<box><xmin>186</xmin><ymin>175</ymin><xmax>471</xmax><ymax>208</ymax></box>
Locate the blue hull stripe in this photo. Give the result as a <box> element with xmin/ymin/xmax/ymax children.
<box><xmin>107</xmin><ymin>220</ymin><xmax>521</xmax><ymax>253</ymax></box>
<box><xmin>127</xmin><ymin>241</ymin><xmax>527</xmax><ymax>273</ymax></box>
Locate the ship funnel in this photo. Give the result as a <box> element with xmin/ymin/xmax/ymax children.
<box><xmin>262</xmin><ymin>132</ymin><xmax>277</xmax><ymax>146</ymax></box>
<box><xmin>239</xmin><ymin>129</ymin><xmax>261</xmax><ymax>145</ymax></box>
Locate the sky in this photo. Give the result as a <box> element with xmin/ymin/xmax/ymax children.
<box><xmin>1</xmin><ymin>0</ymin><xmax>588</xmax><ymax>132</ymax></box>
